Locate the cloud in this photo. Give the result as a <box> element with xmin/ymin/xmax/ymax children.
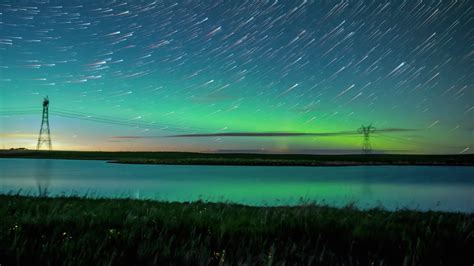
<box><xmin>110</xmin><ymin>136</ymin><xmax>149</xmax><ymax>139</ymax></box>
<box><xmin>164</xmin><ymin>131</ymin><xmax>358</xmax><ymax>138</ymax></box>
<box><xmin>164</xmin><ymin>128</ymin><xmax>419</xmax><ymax>138</ymax></box>
<box><xmin>110</xmin><ymin>128</ymin><xmax>420</xmax><ymax>139</ymax></box>
<box><xmin>375</xmin><ymin>128</ymin><xmax>420</xmax><ymax>133</ymax></box>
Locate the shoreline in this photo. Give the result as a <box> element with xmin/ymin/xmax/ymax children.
<box><xmin>110</xmin><ymin>159</ymin><xmax>474</xmax><ymax>167</ymax></box>
<box><xmin>1</xmin><ymin>150</ymin><xmax>473</xmax><ymax>166</ymax></box>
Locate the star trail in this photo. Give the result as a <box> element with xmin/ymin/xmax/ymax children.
<box><xmin>0</xmin><ymin>0</ymin><xmax>472</xmax><ymax>153</ymax></box>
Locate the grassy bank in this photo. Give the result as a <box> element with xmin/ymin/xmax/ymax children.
<box><xmin>1</xmin><ymin>150</ymin><xmax>473</xmax><ymax>166</ymax></box>
<box><xmin>0</xmin><ymin>195</ymin><xmax>472</xmax><ymax>265</ymax></box>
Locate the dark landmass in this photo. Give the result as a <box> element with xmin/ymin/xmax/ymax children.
<box><xmin>0</xmin><ymin>195</ymin><xmax>472</xmax><ymax>265</ymax></box>
<box><xmin>1</xmin><ymin>149</ymin><xmax>473</xmax><ymax>166</ymax></box>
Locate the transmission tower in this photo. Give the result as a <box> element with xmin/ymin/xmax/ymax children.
<box><xmin>358</xmin><ymin>124</ymin><xmax>376</xmax><ymax>154</ymax></box>
<box><xmin>37</xmin><ymin>96</ymin><xmax>52</xmax><ymax>150</ymax></box>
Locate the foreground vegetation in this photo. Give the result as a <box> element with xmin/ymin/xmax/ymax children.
<box><xmin>1</xmin><ymin>149</ymin><xmax>473</xmax><ymax>166</ymax></box>
<box><xmin>0</xmin><ymin>195</ymin><xmax>472</xmax><ymax>265</ymax></box>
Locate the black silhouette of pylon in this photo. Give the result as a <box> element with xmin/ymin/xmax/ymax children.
<box><xmin>358</xmin><ymin>124</ymin><xmax>376</xmax><ymax>154</ymax></box>
<box><xmin>37</xmin><ymin>96</ymin><xmax>52</xmax><ymax>150</ymax></box>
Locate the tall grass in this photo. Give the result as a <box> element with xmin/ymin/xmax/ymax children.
<box><xmin>0</xmin><ymin>195</ymin><xmax>472</xmax><ymax>265</ymax></box>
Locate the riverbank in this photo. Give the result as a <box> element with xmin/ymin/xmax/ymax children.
<box><xmin>1</xmin><ymin>150</ymin><xmax>473</xmax><ymax>166</ymax></box>
<box><xmin>0</xmin><ymin>195</ymin><xmax>472</xmax><ymax>265</ymax></box>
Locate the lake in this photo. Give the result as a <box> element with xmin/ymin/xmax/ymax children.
<box><xmin>0</xmin><ymin>158</ymin><xmax>473</xmax><ymax>212</ymax></box>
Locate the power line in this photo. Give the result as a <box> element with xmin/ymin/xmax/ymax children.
<box><xmin>51</xmin><ymin>107</ymin><xmax>208</xmax><ymax>130</ymax></box>
<box><xmin>0</xmin><ymin>107</ymin><xmax>40</xmax><ymax>109</ymax></box>
<box><xmin>358</xmin><ymin>124</ymin><xmax>376</xmax><ymax>154</ymax></box>
<box><xmin>0</xmin><ymin>107</ymin><xmax>42</xmax><ymax>114</ymax></box>
<box><xmin>52</xmin><ymin>111</ymin><xmax>182</xmax><ymax>132</ymax></box>
<box><xmin>2</xmin><ymin>106</ymin><xmax>429</xmax><ymax>148</ymax></box>
<box><xmin>374</xmin><ymin>132</ymin><xmax>453</xmax><ymax>149</ymax></box>
<box><xmin>0</xmin><ymin>106</ymin><xmax>214</xmax><ymax>133</ymax></box>
<box><xmin>50</xmin><ymin>110</ymin><xmax>209</xmax><ymax>133</ymax></box>
<box><xmin>0</xmin><ymin>111</ymin><xmax>41</xmax><ymax>115</ymax></box>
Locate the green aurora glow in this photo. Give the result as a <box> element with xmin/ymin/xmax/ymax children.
<box><xmin>0</xmin><ymin>1</ymin><xmax>472</xmax><ymax>153</ymax></box>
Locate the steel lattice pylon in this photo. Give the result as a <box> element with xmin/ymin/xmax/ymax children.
<box><xmin>37</xmin><ymin>96</ymin><xmax>52</xmax><ymax>150</ymax></box>
<box><xmin>358</xmin><ymin>124</ymin><xmax>376</xmax><ymax>154</ymax></box>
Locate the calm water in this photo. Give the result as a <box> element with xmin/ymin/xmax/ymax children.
<box><xmin>1</xmin><ymin>158</ymin><xmax>473</xmax><ymax>212</ymax></box>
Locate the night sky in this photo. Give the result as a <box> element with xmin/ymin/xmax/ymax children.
<box><xmin>0</xmin><ymin>1</ymin><xmax>472</xmax><ymax>154</ymax></box>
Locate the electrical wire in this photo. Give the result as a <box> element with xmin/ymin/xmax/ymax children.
<box><xmin>0</xmin><ymin>107</ymin><xmax>213</xmax><ymax>133</ymax></box>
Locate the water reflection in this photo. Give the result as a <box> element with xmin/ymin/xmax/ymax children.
<box><xmin>34</xmin><ymin>159</ymin><xmax>52</xmax><ymax>197</ymax></box>
<box><xmin>360</xmin><ymin>167</ymin><xmax>373</xmax><ymax>196</ymax></box>
<box><xmin>1</xmin><ymin>158</ymin><xmax>473</xmax><ymax>213</ymax></box>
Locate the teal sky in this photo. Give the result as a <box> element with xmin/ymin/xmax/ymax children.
<box><xmin>0</xmin><ymin>1</ymin><xmax>472</xmax><ymax>154</ymax></box>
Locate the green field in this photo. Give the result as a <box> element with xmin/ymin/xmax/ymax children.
<box><xmin>1</xmin><ymin>150</ymin><xmax>473</xmax><ymax>166</ymax></box>
<box><xmin>0</xmin><ymin>195</ymin><xmax>472</xmax><ymax>265</ymax></box>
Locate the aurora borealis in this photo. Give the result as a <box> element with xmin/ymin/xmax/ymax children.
<box><xmin>0</xmin><ymin>1</ymin><xmax>472</xmax><ymax>153</ymax></box>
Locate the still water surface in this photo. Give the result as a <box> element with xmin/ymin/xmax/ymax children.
<box><xmin>1</xmin><ymin>158</ymin><xmax>473</xmax><ymax>212</ymax></box>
